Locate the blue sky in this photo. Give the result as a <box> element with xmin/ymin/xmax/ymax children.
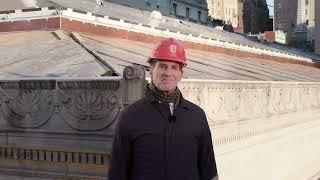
<box><xmin>266</xmin><ymin>0</ymin><xmax>274</xmax><ymax>17</ymax></box>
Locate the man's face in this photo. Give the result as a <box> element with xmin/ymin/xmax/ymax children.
<box><xmin>150</xmin><ymin>60</ymin><xmax>183</xmax><ymax>94</ymax></box>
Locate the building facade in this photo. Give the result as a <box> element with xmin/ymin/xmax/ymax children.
<box><xmin>107</xmin><ymin>0</ymin><xmax>170</xmax><ymax>14</ymax></box>
<box><xmin>171</xmin><ymin>0</ymin><xmax>208</xmax><ymax>23</ymax></box>
<box><xmin>315</xmin><ymin>0</ymin><xmax>320</xmax><ymax>53</ymax></box>
<box><xmin>107</xmin><ymin>0</ymin><xmax>208</xmax><ymax>23</ymax></box>
<box><xmin>207</xmin><ymin>0</ymin><xmax>223</xmax><ymax>20</ymax></box>
<box><xmin>274</xmin><ymin>0</ymin><xmax>319</xmax><ymax>51</ymax></box>
<box><xmin>243</xmin><ymin>0</ymin><xmax>269</xmax><ymax>34</ymax></box>
<box><xmin>207</xmin><ymin>0</ymin><xmax>244</xmax><ymax>32</ymax></box>
<box><xmin>294</xmin><ymin>0</ymin><xmax>315</xmax><ymax>41</ymax></box>
<box><xmin>274</xmin><ymin>0</ymin><xmax>298</xmax><ymax>43</ymax></box>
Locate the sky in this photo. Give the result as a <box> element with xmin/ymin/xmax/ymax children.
<box><xmin>266</xmin><ymin>0</ymin><xmax>274</xmax><ymax>17</ymax></box>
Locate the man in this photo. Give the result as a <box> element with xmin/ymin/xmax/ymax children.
<box><xmin>108</xmin><ymin>38</ymin><xmax>218</xmax><ymax>180</ymax></box>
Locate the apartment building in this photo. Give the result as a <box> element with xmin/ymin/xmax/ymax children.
<box><xmin>294</xmin><ymin>0</ymin><xmax>315</xmax><ymax>41</ymax></box>
<box><xmin>274</xmin><ymin>0</ymin><xmax>320</xmax><ymax>51</ymax></box>
<box><xmin>207</xmin><ymin>0</ymin><xmax>223</xmax><ymax>19</ymax></box>
<box><xmin>171</xmin><ymin>0</ymin><xmax>208</xmax><ymax>23</ymax></box>
<box><xmin>274</xmin><ymin>0</ymin><xmax>298</xmax><ymax>42</ymax></box>
<box><xmin>207</xmin><ymin>0</ymin><xmax>244</xmax><ymax>32</ymax></box>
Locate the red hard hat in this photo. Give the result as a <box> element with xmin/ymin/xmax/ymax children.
<box><xmin>148</xmin><ymin>38</ymin><xmax>187</xmax><ymax>67</ymax></box>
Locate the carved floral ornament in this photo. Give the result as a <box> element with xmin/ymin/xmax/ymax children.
<box><xmin>0</xmin><ymin>80</ymin><xmax>122</xmax><ymax>130</ymax></box>
<box><xmin>124</xmin><ymin>66</ymin><xmax>145</xmax><ymax>80</ymax></box>
<box><xmin>56</xmin><ymin>80</ymin><xmax>121</xmax><ymax>131</ymax></box>
<box><xmin>58</xmin><ymin>89</ymin><xmax>120</xmax><ymax>131</ymax></box>
<box><xmin>0</xmin><ymin>89</ymin><xmax>55</xmax><ymax>128</ymax></box>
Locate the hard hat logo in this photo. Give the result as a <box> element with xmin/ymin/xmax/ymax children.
<box><xmin>169</xmin><ymin>45</ymin><xmax>177</xmax><ymax>54</ymax></box>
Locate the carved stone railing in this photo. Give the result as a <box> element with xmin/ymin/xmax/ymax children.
<box><xmin>179</xmin><ymin>80</ymin><xmax>320</xmax><ymax>144</ymax></box>
<box><xmin>0</xmin><ymin>66</ymin><xmax>145</xmax><ymax>179</ymax></box>
<box><xmin>179</xmin><ymin>80</ymin><xmax>320</xmax><ymax>126</ymax></box>
<box><xmin>179</xmin><ymin>80</ymin><xmax>320</xmax><ymax>179</ymax></box>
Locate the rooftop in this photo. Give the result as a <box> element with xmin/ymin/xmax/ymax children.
<box><xmin>0</xmin><ymin>0</ymin><xmax>38</xmax><ymax>11</ymax></box>
<box><xmin>0</xmin><ymin>30</ymin><xmax>106</xmax><ymax>77</ymax></box>
<box><xmin>1</xmin><ymin>30</ymin><xmax>319</xmax><ymax>81</ymax></box>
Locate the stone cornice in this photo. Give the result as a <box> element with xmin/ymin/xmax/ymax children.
<box><xmin>0</xmin><ymin>146</ymin><xmax>109</xmax><ymax>165</ymax></box>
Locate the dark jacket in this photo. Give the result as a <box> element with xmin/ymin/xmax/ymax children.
<box><xmin>108</xmin><ymin>91</ymin><xmax>218</xmax><ymax>180</ymax></box>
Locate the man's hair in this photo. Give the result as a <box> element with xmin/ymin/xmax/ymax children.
<box><xmin>149</xmin><ymin>59</ymin><xmax>183</xmax><ymax>70</ymax></box>
<box><xmin>150</xmin><ymin>59</ymin><xmax>157</xmax><ymax>68</ymax></box>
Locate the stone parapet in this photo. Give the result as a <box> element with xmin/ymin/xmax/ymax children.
<box><xmin>0</xmin><ymin>66</ymin><xmax>146</xmax><ymax>179</ymax></box>
<box><xmin>179</xmin><ymin>80</ymin><xmax>320</xmax><ymax>125</ymax></box>
<box><xmin>179</xmin><ymin>80</ymin><xmax>320</xmax><ymax>179</ymax></box>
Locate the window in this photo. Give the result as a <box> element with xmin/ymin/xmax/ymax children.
<box><xmin>305</xmin><ymin>0</ymin><xmax>308</xmax><ymax>5</ymax></box>
<box><xmin>146</xmin><ymin>0</ymin><xmax>151</xmax><ymax>6</ymax></box>
<box><xmin>305</xmin><ymin>9</ymin><xmax>307</xmax><ymax>15</ymax></box>
<box><xmin>198</xmin><ymin>11</ymin><xmax>201</xmax><ymax>21</ymax></box>
<box><xmin>173</xmin><ymin>3</ymin><xmax>177</xmax><ymax>14</ymax></box>
<box><xmin>186</xmin><ymin>7</ymin><xmax>190</xmax><ymax>18</ymax></box>
<box><xmin>157</xmin><ymin>0</ymin><xmax>166</xmax><ymax>7</ymax></box>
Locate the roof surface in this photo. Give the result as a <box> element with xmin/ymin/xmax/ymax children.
<box><xmin>1</xmin><ymin>30</ymin><xmax>318</xmax><ymax>81</ymax></box>
<box><xmin>0</xmin><ymin>0</ymin><xmax>38</xmax><ymax>11</ymax></box>
<box><xmin>2</xmin><ymin>0</ymin><xmax>320</xmax><ymax>61</ymax></box>
<box><xmin>34</xmin><ymin>0</ymin><xmax>320</xmax><ymax>61</ymax></box>
<box><xmin>80</xmin><ymin>33</ymin><xmax>320</xmax><ymax>81</ymax></box>
<box><xmin>1</xmin><ymin>0</ymin><xmax>320</xmax><ymax>81</ymax></box>
<box><xmin>0</xmin><ymin>30</ymin><xmax>106</xmax><ymax>77</ymax></box>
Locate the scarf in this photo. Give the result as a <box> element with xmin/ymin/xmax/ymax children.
<box><xmin>146</xmin><ymin>83</ymin><xmax>181</xmax><ymax>109</ymax></box>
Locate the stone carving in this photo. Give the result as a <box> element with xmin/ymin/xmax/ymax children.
<box><xmin>253</xmin><ymin>88</ymin><xmax>269</xmax><ymax>116</ymax></box>
<box><xmin>0</xmin><ymin>89</ymin><xmax>55</xmax><ymax>128</ymax></box>
<box><xmin>225</xmin><ymin>89</ymin><xmax>241</xmax><ymax>112</ymax></box>
<box><xmin>0</xmin><ymin>67</ymin><xmax>147</xmax><ymax>179</ymax></box>
<box><xmin>124</xmin><ymin>66</ymin><xmax>145</xmax><ymax>80</ymax></box>
<box><xmin>0</xmin><ymin>146</ymin><xmax>108</xmax><ymax>165</ymax></box>
<box><xmin>0</xmin><ymin>80</ymin><xmax>56</xmax><ymax>90</ymax></box>
<box><xmin>57</xmin><ymin>81</ymin><xmax>121</xmax><ymax>130</ymax></box>
<box><xmin>179</xmin><ymin>82</ymin><xmax>320</xmax><ymax>124</ymax></box>
<box><xmin>270</xmin><ymin>88</ymin><xmax>284</xmax><ymax>113</ymax></box>
<box><xmin>0</xmin><ymin>145</ymin><xmax>108</xmax><ymax>179</ymax></box>
<box><xmin>57</xmin><ymin>80</ymin><xmax>120</xmax><ymax>90</ymax></box>
<box><xmin>316</xmin><ymin>87</ymin><xmax>320</xmax><ymax>105</ymax></box>
<box><xmin>0</xmin><ymin>80</ymin><xmax>124</xmax><ymax>130</ymax></box>
<box><xmin>208</xmin><ymin>88</ymin><xmax>224</xmax><ymax>120</ymax></box>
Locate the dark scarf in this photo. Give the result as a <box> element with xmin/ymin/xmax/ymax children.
<box><xmin>145</xmin><ymin>83</ymin><xmax>181</xmax><ymax>109</ymax></box>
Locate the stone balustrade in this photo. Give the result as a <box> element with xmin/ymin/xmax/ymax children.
<box><xmin>179</xmin><ymin>80</ymin><xmax>320</xmax><ymax>125</ymax></box>
<box><xmin>0</xmin><ymin>66</ymin><xmax>146</xmax><ymax>179</ymax></box>
<box><xmin>179</xmin><ymin>80</ymin><xmax>320</xmax><ymax>179</ymax></box>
